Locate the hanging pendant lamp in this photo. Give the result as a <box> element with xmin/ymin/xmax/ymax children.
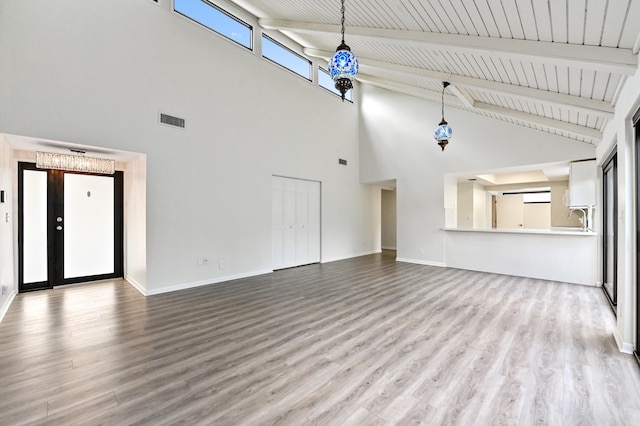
<box><xmin>328</xmin><ymin>0</ymin><xmax>358</xmax><ymax>101</ymax></box>
<box><xmin>434</xmin><ymin>81</ymin><xmax>453</xmax><ymax>151</ymax></box>
<box><xmin>36</xmin><ymin>151</ymin><xmax>115</xmax><ymax>174</ymax></box>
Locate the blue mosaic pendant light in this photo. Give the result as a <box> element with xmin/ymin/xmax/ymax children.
<box><xmin>328</xmin><ymin>0</ymin><xmax>358</xmax><ymax>101</ymax></box>
<box><xmin>434</xmin><ymin>81</ymin><xmax>453</xmax><ymax>151</ymax></box>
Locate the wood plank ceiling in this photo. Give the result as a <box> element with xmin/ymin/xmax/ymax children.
<box><xmin>229</xmin><ymin>0</ymin><xmax>640</xmax><ymax>145</ymax></box>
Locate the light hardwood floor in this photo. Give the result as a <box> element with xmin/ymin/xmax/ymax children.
<box><xmin>1</xmin><ymin>251</ymin><xmax>640</xmax><ymax>425</ymax></box>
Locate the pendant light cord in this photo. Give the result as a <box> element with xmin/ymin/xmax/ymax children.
<box><xmin>441</xmin><ymin>81</ymin><xmax>450</xmax><ymax>121</ymax></box>
<box><xmin>341</xmin><ymin>0</ymin><xmax>346</xmax><ymax>44</ymax></box>
<box><xmin>441</xmin><ymin>84</ymin><xmax>445</xmax><ymax>121</ymax></box>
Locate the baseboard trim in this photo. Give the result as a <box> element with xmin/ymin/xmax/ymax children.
<box><xmin>144</xmin><ymin>269</ymin><xmax>273</xmax><ymax>296</ymax></box>
<box><xmin>0</xmin><ymin>292</ymin><xmax>17</xmax><ymax>324</ymax></box>
<box><xmin>396</xmin><ymin>257</ymin><xmax>446</xmax><ymax>268</ymax></box>
<box><xmin>125</xmin><ymin>276</ymin><xmax>147</xmax><ymax>296</ymax></box>
<box><xmin>381</xmin><ymin>246</ymin><xmax>397</xmax><ymax>250</ymax></box>
<box><xmin>322</xmin><ymin>250</ymin><xmax>381</xmax><ymax>264</ymax></box>
<box><xmin>614</xmin><ymin>330</ymin><xmax>635</xmax><ymax>354</ymax></box>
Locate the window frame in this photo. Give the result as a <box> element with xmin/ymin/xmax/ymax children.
<box><xmin>173</xmin><ymin>0</ymin><xmax>253</xmax><ymax>50</ymax></box>
<box><xmin>260</xmin><ymin>33</ymin><xmax>312</xmax><ymax>81</ymax></box>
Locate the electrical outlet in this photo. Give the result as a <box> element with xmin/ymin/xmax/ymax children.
<box><xmin>219</xmin><ymin>260</ymin><xmax>225</xmax><ymax>269</ymax></box>
<box><xmin>1</xmin><ymin>286</ymin><xmax>7</xmax><ymax>296</ymax></box>
<box><xmin>197</xmin><ymin>257</ymin><xmax>210</xmax><ymax>266</ymax></box>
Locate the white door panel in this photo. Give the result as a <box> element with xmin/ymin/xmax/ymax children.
<box><xmin>496</xmin><ymin>194</ymin><xmax>524</xmax><ymax>229</ymax></box>
<box><xmin>272</xmin><ymin>176</ymin><xmax>321</xmax><ymax>269</ymax></box>
<box><xmin>64</xmin><ymin>174</ymin><xmax>114</xmax><ymax>279</ymax></box>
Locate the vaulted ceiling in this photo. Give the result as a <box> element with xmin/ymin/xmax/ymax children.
<box><xmin>230</xmin><ymin>0</ymin><xmax>640</xmax><ymax>145</ymax></box>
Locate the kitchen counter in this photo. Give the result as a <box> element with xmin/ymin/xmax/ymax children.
<box><xmin>443</xmin><ymin>227</ymin><xmax>597</xmax><ymax>285</ymax></box>
<box><xmin>444</xmin><ymin>227</ymin><xmax>596</xmax><ymax>236</ymax></box>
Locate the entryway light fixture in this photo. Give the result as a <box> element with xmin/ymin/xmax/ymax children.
<box><xmin>328</xmin><ymin>0</ymin><xmax>358</xmax><ymax>101</ymax></box>
<box><xmin>434</xmin><ymin>81</ymin><xmax>453</xmax><ymax>151</ymax></box>
<box><xmin>36</xmin><ymin>151</ymin><xmax>115</xmax><ymax>174</ymax></box>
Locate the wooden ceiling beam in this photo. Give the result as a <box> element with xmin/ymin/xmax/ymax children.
<box><xmin>305</xmin><ymin>48</ymin><xmax>614</xmax><ymax>120</ymax></box>
<box><xmin>261</xmin><ymin>19</ymin><xmax>638</xmax><ymax>75</ymax></box>
<box><xmin>357</xmin><ymin>75</ymin><xmax>601</xmax><ymax>143</ymax></box>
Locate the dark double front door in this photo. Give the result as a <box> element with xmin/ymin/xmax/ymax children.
<box><xmin>18</xmin><ymin>162</ymin><xmax>123</xmax><ymax>292</ymax></box>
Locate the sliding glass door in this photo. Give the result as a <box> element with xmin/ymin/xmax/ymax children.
<box><xmin>635</xmin><ymin>110</ymin><xmax>640</xmax><ymax>365</ymax></box>
<box><xmin>602</xmin><ymin>152</ymin><xmax>617</xmax><ymax>309</ymax></box>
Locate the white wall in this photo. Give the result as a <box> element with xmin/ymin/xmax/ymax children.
<box><xmin>360</xmin><ymin>84</ymin><xmax>596</xmax><ymax>269</ymax></box>
<box><xmin>456</xmin><ymin>181</ymin><xmax>488</xmax><ymax>229</ymax></box>
<box><xmin>473</xmin><ymin>184</ymin><xmax>488</xmax><ymax>228</ymax></box>
<box><xmin>0</xmin><ymin>135</ymin><xmax>15</xmax><ymax>321</ymax></box>
<box><xmin>456</xmin><ymin>182</ymin><xmax>474</xmax><ymax>229</ymax></box>
<box><xmin>523</xmin><ymin>203</ymin><xmax>551</xmax><ymax>229</ymax></box>
<box><xmin>0</xmin><ymin>0</ymin><xmax>380</xmax><ymax>295</ymax></box>
<box><xmin>550</xmin><ymin>181</ymin><xmax>582</xmax><ymax>227</ymax></box>
<box><xmin>123</xmin><ymin>155</ymin><xmax>147</xmax><ymax>293</ymax></box>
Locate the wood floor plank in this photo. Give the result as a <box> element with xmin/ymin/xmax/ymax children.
<box><xmin>1</xmin><ymin>251</ymin><xmax>639</xmax><ymax>425</ymax></box>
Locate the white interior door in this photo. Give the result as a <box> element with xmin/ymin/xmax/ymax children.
<box><xmin>295</xmin><ymin>180</ymin><xmax>309</xmax><ymax>263</ymax></box>
<box><xmin>271</xmin><ymin>178</ymin><xmax>285</xmax><ymax>269</ymax></box>
<box><xmin>307</xmin><ymin>181</ymin><xmax>320</xmax><ymax>262</ymax></box>
<box><xmin>283</xmin><ymin>178</ymin><xmax>297</xmax><ymax>266</ymax></box>
<box><xmin>272</xmin><ymin>176</ymin><xmax>320</xmax><ymax>270</ymax></box>
<box><xmin>496</xmin><ymin>194</ymin><xmax>524</xmax><ymax>229</ymax></box>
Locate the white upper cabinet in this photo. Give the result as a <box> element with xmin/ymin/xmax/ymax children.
<box><xmin>568</xmin><ymin>160</ymin><xmax>596</xmax><ymax>207</ymax></box>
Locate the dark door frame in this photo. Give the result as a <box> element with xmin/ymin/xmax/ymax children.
<box><xmin>18</xmin><ymin>162</ymin><xmax>124</xmax><ymax>292</ymax></box>
<box><xmin>634</xmin><ymin>108</ymin><xmax>640</xmax><ymax>366</ymax></box>
<box><xmin>602</xmin><ymin>150</ymin><xmax>617</xmax><ymax>311</ymax></box>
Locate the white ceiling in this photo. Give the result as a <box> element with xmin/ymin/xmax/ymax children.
<box><xmin>454</xmin><ymin>160</ymin><xmax>571</xmax><ymax>186</ymax></box>
<box><xmin>230</xmin><ymin>0</ymin><xmax>640</xmax><ymax>145</ymax></box>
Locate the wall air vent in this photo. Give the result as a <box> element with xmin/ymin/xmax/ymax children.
<box><xmin>160</xmin><ymin>113</ymin><xmax>186</xmax><ymax>129</ymax></box>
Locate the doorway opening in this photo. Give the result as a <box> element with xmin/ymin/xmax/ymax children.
<box><xmin>381</xmin><ymin>188</ymin><xmax>397</xmax><ymax>250</ymax></box>
<box><xmin>18</xmin><ymin>162</ymin><xmax>124</xmax><ymax>292</ymax></box>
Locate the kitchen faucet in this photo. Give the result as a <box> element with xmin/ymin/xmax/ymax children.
<box><xmin>568</xmin><ymin>208</ymin><xmax>588</xmax><ymax>230</ymax></box>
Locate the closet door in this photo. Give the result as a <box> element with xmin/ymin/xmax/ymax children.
<box><xmin>307</xmin><ymin>181</ymin><xmax>320</xmax><ymax>263</ymax></box>
<box><xmin>272</xmin><ymin>177</ymin><xmax>286</xmax><ymax>270</ymax></box>
<box><xmin>283</xmin><ymin>178</ymin><xmax>297</xmax><ymax>267</ymax></box>
<box><xmin>272</xmin><ymin>176</ymin><xmax>320</xmax><ymax>270</ymax></box>
<box><xmin>295</xmin><ymin>180</ymin><xmax>309</xmax><ymax>263</ymax></box>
